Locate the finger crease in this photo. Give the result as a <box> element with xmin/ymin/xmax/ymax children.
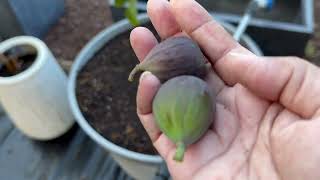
<box><xmin>278</xmin><ymin>62</ymin><xmax>295</xmax><ymax>104</ymax></box>
<box><xmin>188</xmin><ymin>18</ymin><xmax>212</xmax><ymax>36</ymax></box>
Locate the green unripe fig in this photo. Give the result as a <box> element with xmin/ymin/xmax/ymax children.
<box><xmin>152</xmin><ymin>75</ymin><xmax>215</xmax><ymax>162</ymax></box>
<box><xmin>128</xmin><ymin>36</ymin><xmax>207</xmax><ymax>83</ymax></box>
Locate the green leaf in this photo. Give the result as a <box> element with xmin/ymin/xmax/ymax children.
<box><xmin>125</xmin><ymin>0</ymin><xmax>139</xmax><ymax>26</ymax></box>
<box><xmin>114</xmin><ymin>0</ymin><xmax>127</xmax><ymax>7</ymax></box>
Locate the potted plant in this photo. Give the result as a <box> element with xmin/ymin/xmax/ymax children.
<box><xmin>0</xmin><ymin>36</ymin><xmax>74</xmax><ymax>140</ymax></box>
<box><xmin>67</xmin><ymin>13</ymin><xmax>263</xmax><ymax>180</ymax></box>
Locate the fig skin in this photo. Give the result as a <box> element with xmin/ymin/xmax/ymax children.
<box><xmin>128</xmin><ymin>36</ymin><xmax>207</xmax><ymax>83</ymax></box>
<box><xmin>152</xmin><ymin>75</ymin><xmax>215</xmax><ymax>162</ymax></box>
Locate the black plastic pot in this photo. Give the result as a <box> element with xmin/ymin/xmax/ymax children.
<box><xmin>108</xmin><ymin>0</ymin><xmax>314</xmax><ymax>57</ymax></box>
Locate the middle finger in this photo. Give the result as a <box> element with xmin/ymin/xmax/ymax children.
<box><xmin>147</xmin><ymin>0</ymin><xmax>181</xmax><ymax>39</ymax></box>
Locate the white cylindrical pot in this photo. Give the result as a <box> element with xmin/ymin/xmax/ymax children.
<box><xmin>68</xmin><ymin>13</ymin><xmax>263</xmax><ymax>180</ymax></box>
<box><xmin>0</xmin><ymin>36</ymin><xmax>74</xmax><ymax>140</ymax></box>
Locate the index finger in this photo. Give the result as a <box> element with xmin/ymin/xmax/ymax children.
<box><xmin>136</xmin><ymin>72</ymin><xmax>162</xmax><ymax>142</ymax></box>
<box><xmin>130</xmin><ymin>27</ymin><xmax>158</xmax><ymax>62</ymax></box>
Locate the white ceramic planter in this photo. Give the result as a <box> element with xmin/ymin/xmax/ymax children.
<box><xmin>0</xmin><ymin>36</ymin><xmax>74</xmax><ymax>140</ymax></box>
<box><xmin>68</xmin><ymin>14</ymin><xmax>263</xmax><ymax>180</ymax></box>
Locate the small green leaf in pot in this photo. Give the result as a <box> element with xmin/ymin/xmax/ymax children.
<box><xmin>114</xmin><ymin>0</ymin><xmax>127</xmax><ymax>7</ymax></box>
<box><xmin>125</xmin><ymin>0</ymin><xmax>139</xmax><ymax>26</ymax></box>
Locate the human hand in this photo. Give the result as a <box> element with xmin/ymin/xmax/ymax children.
<box><xmin>129</xmin><ymin>0</ymin><xmax>320</xmax><ymax>179</ymax></box>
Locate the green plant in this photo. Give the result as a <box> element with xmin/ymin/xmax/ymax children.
<box><xmin>115</xmin><ymin>0</ymin><xmax>140</xmax><ymax>26</ymax></box>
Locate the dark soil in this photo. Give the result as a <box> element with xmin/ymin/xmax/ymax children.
<box><xmin>76</xmin><ymin>23</ymin><xmax>160</xmax><ymax>155</ymax></box>
<box><xmin>44</xmin><ymin>0</ymin><xmax>113</xmax><ymax>61</ymax></box>
<box><xmin>0</xmin><ymin>45</ymin><xmax>37</xmax><ymax>77</ymax></box>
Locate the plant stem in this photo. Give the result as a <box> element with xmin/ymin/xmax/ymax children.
<box><xmin>0</xmin><ymin>53</ymin><xmax>9</xmax><ymax>65</ymax></box>
<box><xmin>0</xmin><ymin>53</ymin><xmax>18</xmax><ymax>74</ymax></box>
<box><xmin>7</xmin><ymin>45</ymin><xmax>37</xmax><ymax>59</ymax></box>
<box><xmin>173</xmin><ymin>142</ymin><xmax>186</xmax><ymax>162</ymax></box>
<box><xmin>0</xmin><ymin>45</ymin><xmax>36</xmax><ymax>75</ymax></box>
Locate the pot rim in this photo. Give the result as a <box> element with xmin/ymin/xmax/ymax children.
<box><xmin>0</xmin><ymin>36</ymin><xmax>47</xmax><ymax>84</ymax></box>
<box><xmin>68</xmin><ymin>13</ymin><xmax>263</xmax><ymax>164</ymax></box>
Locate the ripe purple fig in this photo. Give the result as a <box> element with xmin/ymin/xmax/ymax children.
<box><xmin>128</xmin><ymin>36</ymin><xmax>207</xmax><ymax>83</ymax></box>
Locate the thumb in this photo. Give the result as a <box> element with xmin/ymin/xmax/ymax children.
<box><xmin>215</xmin><ymin>50</ymin><xmax>320</xmax><ymax>119</ymax></box>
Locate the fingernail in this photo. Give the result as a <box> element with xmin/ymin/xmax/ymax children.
<box><xmin>139</xmin><ymin>71</ymin><xmax>152</xmax><ymax>83</ymax></box>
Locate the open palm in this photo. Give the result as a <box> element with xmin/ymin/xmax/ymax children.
<box><xmin>130</xmin><ymin>0</ymin><xmax>320</xmax><ymax>179</ymax></box>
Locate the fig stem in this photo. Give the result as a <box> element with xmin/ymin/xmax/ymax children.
<box><xmin>173</xmin><ymin>142</ymin><xmax>186</xmax><ymax>162</ymax></box>
<box><xmin>128</xmin><ymin>65</ymin><xmax>141</xmax><ymax>82</ymax></box>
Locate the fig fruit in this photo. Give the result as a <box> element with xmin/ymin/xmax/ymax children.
<box><xmin>152</xmin><ymin>75</ymin><xmax>214</xmax><ymax>162</ymax></box>
<box><xmin>128</xmin><ymin>36</ymin><xmax>207</xmax><ymax>83</ymax></box>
